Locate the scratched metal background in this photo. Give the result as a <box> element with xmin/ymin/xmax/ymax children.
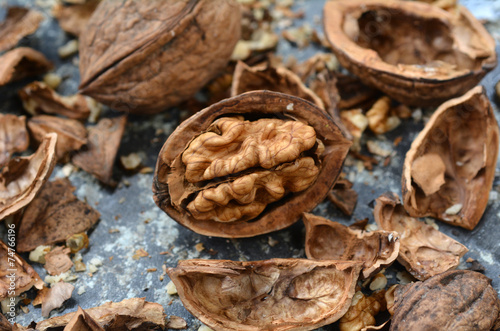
<box><xmin>1</xmin><ymin>0</ymin><xmax>499</xmax><ymax>330</ymax></box>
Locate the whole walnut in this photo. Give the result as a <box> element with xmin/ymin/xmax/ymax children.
<box><xmin>79</xmin><ymin>0</ymin><xmax>241</xmax><ymax>114</ymax></box>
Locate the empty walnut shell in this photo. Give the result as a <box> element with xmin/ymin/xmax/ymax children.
<box><xmin>324</xmin><ymin>0</ymin><xmax>496</xmax><ymax>106</ymax></box>
<box><xmin>153</xmin><ymin>91</ymin><xmax>351</xmax><ymax>237</ymax></box>
<box><xmin>390</xmin><ymin>270</ymin><xmax>500</xmax><ymax>330</ymax></box>
<box><xmin>0</xmin><ymin>133</ymin><xmax>57</xmax><ymax>220</ymax></box>
<box><xmin>402</xmin><ymin>86</ymin><xmax>499</xmax><ymax>230</ymax></box>
<box><xmin>373</xmin><ymin>193</ymin><xmax>468</xmax><ymax>281</ymax></box>
<box><xmin>167</xmin><ymin>258</ymin><xmax>362</xmax><ymax>331</ymax></box>
<box><xmin>79</xmin><ymin>0</ymin><xmax>241</xmax><ymax>114</ymax></box>
<box><xmin>303</xmin><ymin>213</ymin><xmax>399</xmax><ymax>279</ymax></box>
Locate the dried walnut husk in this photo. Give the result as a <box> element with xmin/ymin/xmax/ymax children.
<box><xmin>231</xmin><ymin>60</ymin><xmax>325</xmax><ymax>110</ymax></box>
<box><xmin>324</xmin><ymin>0</ymin><xmax>496</xmax><ymax>107</ymax></box>
<box><xmin>0</xmin><ymin>7</ymin><xmax>43</xmax><ymax>52</ymax></box>
<box><xmin>0</xmin><ymin>47</ymin><xmax>52</xmax><ymax>86</ymax></box>
<box><xmin>153</xmin><ymin>91</ymin><xmax>351</xmax><ymax>237</ymax></box>
<box><xmin>17</xmin><ymin>178</ymin><xmax>100</xmax><ymax>252</ymax></box>
<box><xmin>303</xmin><ymin>213</ymin><xmax>399</xmax><ymax>279</ymax></box>
<box><xmin>167</xmin><ymin>258</ymin><xmax>362</xmax><ymax>331</ymax></box>
<box><xmin>19</xmin><ymin>81</ymin><xmax>93</xmax><ymax>120</ymax></box>
<box><xmin>390</xmin><ymin>270</ymin><xmax>500</xmax><ymax>330</ymax></box>
<box><xmin>402</xmin><ymin>86</ymin><xmax>499</xmax><ymax>230</ymax></box>
<box><xmin>0</xmin><ymin>114</ymin><xmax>29</xmax><ymax>167</ymax></box>
<box><xmin>36</xmin><ymin>297</ymin><xmax>166</xmax><ymax>330</ymax></box>
<box><xmin>0</xmin><ymin>133</ymin><xmax>57</xmax><ymax>220</ymax></box>
<box><xmin>373</xmin><ymin>193</ymin><xmax>468</xmax><ymax>281</ymax></box>
<box><xmin>0</xmin><ymin>240</ymin><xmax>43</xmax><ymax>300</ymax></box>
<box><xmin>28</xmin><ymin>115</ymin><xmax>87</xmax><ymax>162</ymax></box>
<box><xmin>79</xmin><ymin>0</ymin><xmax>241</xmax><ymax>114</ymax></box>
<box><xmin>72</xmin><ymin>116</ymin><xmax>127</xmax><ymax>186</ymax></box>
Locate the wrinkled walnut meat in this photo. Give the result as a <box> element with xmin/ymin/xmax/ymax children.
<box><xmin>0</xmin><ymin>7</ymin><xmax>43</xmax><ymax>52</ymax></box>
<box><xmin>402</xmin><ymin>86</ymin><xmax>499</xmax><ymax>230</ymax></box>
<box><xmin>0</xmin><ymin>47</ymin><xmax>52</xmax><ymax>87</ymax></box>
<box><xmin>231</xmin><ymin>60</ymin><xmax>325</xmax><ymax>110</ymax></box>
<box><xmin>28</xmin><ymin>115</ymin><xmax>87</xmax><ymax>162</ymax></box>
<box><xmin>0</xmin><ymin>240</ymin><xmax>43</xmax><ymax>300</ymax></box>
<box><xmin>339</xmin><ymin>290</ymin><xmax>386</xmax><ymax>331</ymax></box>
<box><xmin>324</xmin><ymin>0</ymin><xmax>496</xmax><ymax>106</ymax></box>
<box><xmin>79</xmin><ymin>0</ymin><xmax>241</xmax><ymax>114</ymax></box>
<box><xmin>303</xmin><ymin>213</ymin><xmax>399</xmax><ymax>279</ymax></box>
<box><xmin>35</xmin><ymin>298</ymin><xmax>166</xmax><ymax>330</ymax></box>
<box><xmin>17</xmin><ymin>178</ymin><xmax>100</xmax><ymax>252</ymax></box>
<box><xmin>373</xmin><ymin>193</ymin><xmax>468</xmax><ymax>281</ymax></box>
<box><xmin>153</xmin><ymin>91</ymin><xmax>351</xmax><ymax>237</ymax></box>
<box><xmin>390</xmin><ymin>270</ymin><xmax>500</xmax><ymax>330</ymax></box>
<box><xmin>0</xmin><ymin>133</ymin><xmax>57</xmax><ymax>220</ymax></box>
<box><xmin>167</xmin><ymin>258</ymin><xmax>362</xmax><ymax>331</ymax></box>
<box><xmin>0</xmin><ymin>114</ymin><xmax>29</xmax><ymax>167</ymax></box>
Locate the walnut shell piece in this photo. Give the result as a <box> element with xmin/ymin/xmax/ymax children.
<box><xmin>390</xmin><ymin>270</ymin><xmax>500</xmax><ymax>331</ymax></box>
<box><xmin>0</xmin><ymin>47</ymin><xmax>52</xmax><ymax>87</ymax></box>
<box><xmin>0</xmin><ymin>7</ymin><xmax>43</xmax><ymax>52</ymax></box>
<box><xmin>79</xmin><ymin>0</ymin><xmax>241</xmax><ymax>114</ymax></box>
<box><xmin>402</xmin><ymin>86</ymin><xmax>499</xmax><ymax>230</ymax></box>
<box><xmin>303</xmin><ymin>213</ymin><xmax>399</xmax><ymax>279</ymax></box>
<box><xmin>0</xmin><ymin>133</ymin><xmax>57</xmax><ymax>220</ymax></box>
<box><xmin>28</xmin><ymin>115</ymin><xmax>87</xmax><ymax>162</ymax></box>
<box><xmin>373</xmin><ymin>193</ymin><xmax>468</xmax><ymax>281</ymax></box>
<box><xmin>0</xmin><ymin>240</ymin><xmax>44</xmax><ymax>300</ymax></box>
<box><xmin>167</xmin><ymin>258</ymin><xmax>362</xmax><ymax>331</ymax></box>
<box><xmin>153</xmin><ymin>91</ymin><xmax>351</xmax><ymax>237</ymax></box>
<box><xmin>0</xmin><ymin>114</ymin><xmax>29</xmax><ymax>167</ymax></box>
<box><xmin>323</xmin><ymin>0</ymin><xmax>496</xmax><ymax>107</ymax></box>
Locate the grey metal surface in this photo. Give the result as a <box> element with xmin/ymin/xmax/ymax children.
<box><xmin>0</xmin><ymin>0</ymin><xmax>499</xmax><ymax>330</ymax></box>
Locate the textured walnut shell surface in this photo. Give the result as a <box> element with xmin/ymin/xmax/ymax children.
<box><xmin>0</xmin><ymin>47</ymin><xmax>52</xmax><ymax>86</ymax></box>
<box><xmin>373</xmin><ymin>193</ymin><xmax>468</xmax><ymax>281</ymax></box>
<box><xmin>303</xmin><ymin>213</ymin><xmax>399</xmax><ymax>279</ymax></box>
<box><xmin>402</xmin><ymin>86</ymin><xmax>499</xmax><ymax>230</ymax></box>
<box><xmin>0</xmin><ymin>7</ymin><xmax>43</xmax><ymax>53</ymax></box>
<box><xmin>390</xmin><ymin>270</ymin><xmax>500</xmax><ymax>331</ymax></box>
<box><xmin>167</xmin><ymin>258</ymin><xmax>362</xmax><ymax>331</ymax></box>
<box><xmin>0</xmin><ymin>114</ymin><xmax>29</xmax><ymax>167</ymax></box>
<box><xmin>79</xmin><ymin>0</ymin><xmax>241</xmax><ymax>114</ymax></box>
<box><xmin>153</xmin><ymin>91</ymin><xmax>351</xmax><ymax>237</ymax></box>
<box><xmin>0</xmin><ymin>133</ymin><xmax>57</xmax><ymax>220</ymax></box>
<box><xmin>324</xmin><ymin>0</ymin><xmax>496</xmax><ymax>107</ymax></box>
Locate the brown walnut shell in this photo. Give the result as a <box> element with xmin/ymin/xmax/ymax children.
<box><xmin>373</xmin><ymin>193</ymin><xmax>468</xmax><ymax>281</ymax></box>
<box><xmin>0</xmin><ymin>133</ymin><xmax>57</xmax><ymax>220</ymax></box>
<box><xmin>390</xmin><ymin>270</ymin><xmax>500</xmax><ymax>330</ymax></box>
<box><xmin>324</xmin><ymin>0</ymin><xmax>496</xmax><ymax>107</ymax></box>
<box><xmin>153</xmin><ymin>91</ymin><xmax>351</xmax><ymax>237</ymax></box>
<box><xmin>0</xmin><ymin>47</ymin><xmax>52</xmax><ymax>87</ymax></box>
<box><xmin>79</xmin><ymin>0</ymin><xmax>241</xmax><ymax>114</ymax></box>
<box><xmin>402</xmin><ymin>86</ymin><xmax>499</xmax><ymax>230</ymax></box>
<box><xmin>303</xmin><ymin>213</ymin><xmax>399</xmax><ymax>279</ymax></box>
<box><xmin>167</xmin><ymin>258</ymin><xmax>362</xmax><ymax>331</ymax></box>
<box><xmin>0</xmin><ymin>7</ymin><xmax>43</xmax><ymax>53</ymax></box>
<box><xmin>0</xmin><ymin>114</ymin><xmax>29</xmax><ymax>167</ymax></box>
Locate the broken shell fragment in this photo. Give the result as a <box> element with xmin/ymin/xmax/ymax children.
<box><xmin>79</xmin><ymin>0</ymin><xmax>241</xmax><ymax>114</ymax></box>
<box><xmin>0</xmin><ymin>240</ymin><xmax>44</xmax><ymax>300</ymax></box>
<box><xmin>390</xmin><ymin>270</ymin><xmax>500</xmax><ymax>330</ymax></box>
<box><xmin>373</xmin><ymin>193</ymin><xmax>468</xmax><ymax>280</ymax></box>
<box><xmin>0</xmin><ymin>47</ymin><xmax>52</xmax><ymax>86</ymax></box>
<box><xmin>167</xmin><ymin>258</ymin><xmax>362</xmax><ymax>331</ymax></box>
<box><xmin>323</xmin><ymin>0</ymin><xmax>496</xmax><ymax>106</ymax></box>
<box><xmin>0</xmin><ymin>114</ymin><xmax>29</xmax><ymax>167</ymax></box>
<box><xmin>53</xmin><ymin>0</ymin><xmax>100</xmax><ymax>37</ymax></box>
<box><xmin>28</xmin><ymin>115</ymin><xmax>87</xmax><ymax>162</ymax></box>
<box><xmin>303</xmin><ymin>213</ymin><xmax>399</xmax><ymax>279</ymax></box>
<box><xmin>402</xmin><ymin>86</ymin><xmax>499</xmax><ymax>230</ymax></box>
<box><xmin>153</xmin><ymin>91</ymin><xmax>351</xmax><ymax>237</ymax></box>
<box><xmin>0</xmin><ymin>7</ymin><xmax>43</xmax><ymax>52</ymax></box>
<box><xmin>0</xmin><ymin>133</ymin><xmax>57</xmax><ymax>220</ymax></box>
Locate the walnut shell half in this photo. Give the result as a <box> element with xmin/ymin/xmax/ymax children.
<box><xmin>79</xmin><ymin>0</ymin><xmax>241</xmax><ymax>114</ymax></box>
<box><xmin>390</xmin><ymin>270</ymin><xmax>500</xmax><ymax>330</ymax></box>
<box><xmin>153</xmin><ymin>91</ymin><xmax>351</xmax><ymax>237</ymax></box>
<box><xmin>167</xmin><ymin>258</ymin><xmax>362</xmax><ymax>331</ymax></box>
<box><xmin>303</xmin><ymin>213</ymin><xmax>399</xmax><ymax>279</ymax></box>
<box><xmin>324</xmin><ymin>0</ymin><xmax>496</xmax><ymax>107</ymax></box>
<box><xmin>402</xmin><ymin>86</ymin><xmax>499</xmax><ymax>230</ymax></box>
